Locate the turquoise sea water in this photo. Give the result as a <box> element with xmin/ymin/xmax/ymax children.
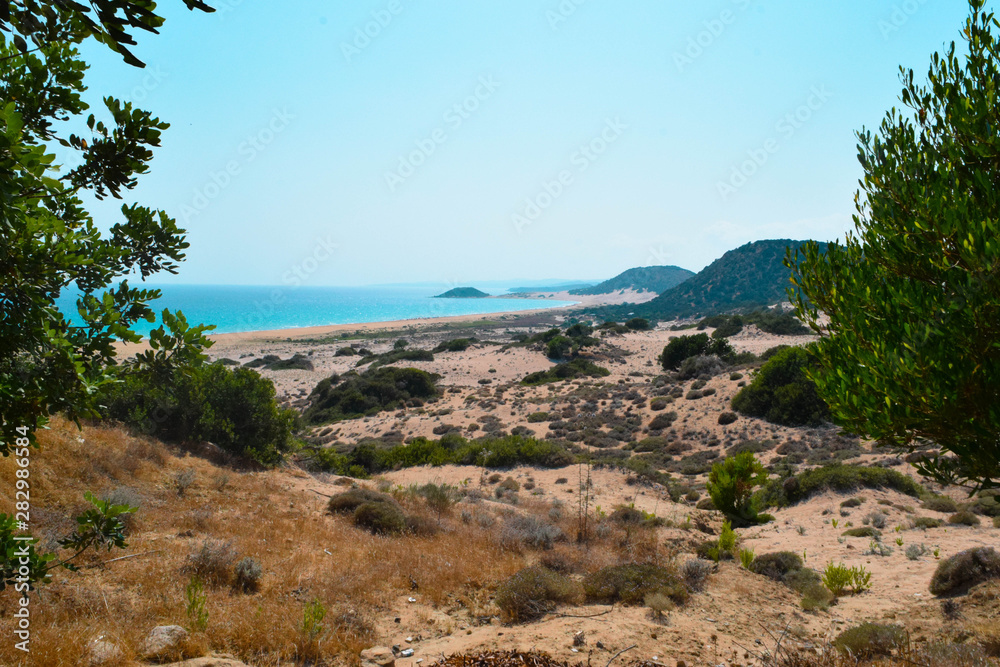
<box><xmin>56</xmin><ymin>284</ymin><xmax>577</xmax><ymax>336</ymax></box>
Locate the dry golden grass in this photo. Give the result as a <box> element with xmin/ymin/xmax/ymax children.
<box><xmin>0</xmin><ymin>418</ymin><xmax>531</xmax><ymax>666</ymax></box>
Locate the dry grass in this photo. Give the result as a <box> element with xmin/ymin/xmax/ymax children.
<box><xmin>0</xmin><ymin>418</ymin><xmax>525</xmax><ymax>666</ymax></box>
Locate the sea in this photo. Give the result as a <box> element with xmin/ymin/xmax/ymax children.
<box><xmin>56</xmin><ymin>284</ymin><xmax>577</xmax><ymax>336</ymax></box>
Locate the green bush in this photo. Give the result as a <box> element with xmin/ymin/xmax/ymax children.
<box><xmin>948</xmin><ymin>510</ymin><xmax>981</xmax><ymax>527</ymax></box>
<box><xmin>750</xmin><ymin>552</ymin><xmax>803</xmax><ymax>581</ymax></box>
<box><xmin>433</xmin><ymin>338</ymin><xmax>476</xmax><ymax>353</ymax></box>
<box><xmin>304</xmin><ymin>367</ymin><xmax>440</xmax><ymax>424</ymax></box>
<box><xmin>356</xmin><ymin>348</ymin><xmax>435</xmax><ymax>369</ymax></box>
<box><xmin>911</xmin><ymin>517</ymin><xmax>944</xmax><ymax>530</ymax></box>
<box><xmin>334</xmin><ymin>347</ymin><xmax>357</xmax><ymax>357</ymax></box>
<box><xmin>99</xmin><ymin>363</ymin><xmax>296</xmax><ymax>466</ymax></box>
<box><xmin>526</xmin><ymin>412</ymin><xmax>550</xmax><ymax>423</ymax></box>
<box><xmin>522</xmin><ymin>359</ymin><xmax>610</xmax><ymax>385</ymax></box>
<box><xmin>922</xmin><ymin>495</ymin><xmax>959</xmax><ymax>513</ymax></box>
<box><xmin>311</xmin><ymin>434</ymin><xmax>576</xmax><ymax>477</ymax></box>
<box><xmin>840</xmin><ymin>497</ymin><xmax>863</xmax><ymax>508</ymax></box>
<box><xmin>929</xmin><ymin>547</ymin><xmax>1000</xmax><ymax>596</ymax></box>
<box><xmin>625</xmin><ymin>317</ymin><xmax>652</xmax><ymax>331</ymax></box>
<box><xmin>730</xmin><ymin>346</ymin><xmax>829</xmax><ymax>426</ymax></box>
<box><xmin>756</xmin><ymin>465</ymin><xmax>922</xmax><ymax>508</ymax></box>
<box><xmin>706</xmin><ymin>452</ymin><xmax>768</xmax><ymax>527</ymax></box>
<box><xmin>832</xmin><ymin>623</ymin><xmax>907</xmax><ymax>659</ymax></box>
<box><xmin>648</xmin><ymin>412</ymin><xmax>678</xmax><ymax>430</ymax></box>
<box><xmin>353</xmin><ymin>501</ymin><xmax>407</xmax><ymax>535</ymax></box>
<box><xmin>717</xmin><ymin>412</ymin><xmax>738</xmax><ymax>425</ymax></box>
<box><xmin>842</xmin><ymin>527</ymin><xmax>880</xmax><ymax>538</ymax></box>
<box><xmin>583</xmin><ymin>564</ymin><xmax>688</xmax><ymax>605</ymax></box>
<box><xmin>661</xmin><ymin>334</ymin><xmax>734</xmax><ymax>370</ymax></box>
<box><xmin>327</xmin><ymin>488</ymin><xmax>397</xmax><ymax>514</ymax></box>
<box><xmin>495</xmin><ymin>567</ymin><xmax>584</xmax><ymax>623</ymax></box>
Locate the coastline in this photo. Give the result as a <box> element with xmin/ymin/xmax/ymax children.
<box><xmin>203</xmin><ymin>289</ymin><xmax>654</xmax><ymax>344</ymax></box>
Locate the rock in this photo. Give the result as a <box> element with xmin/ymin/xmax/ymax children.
<box><xmin>361</xmin><ymin>646</ymin><xmax>396</xmax><ymax>667</ymax></box>
<box><xmin>89</xmin><ymin>638</ymin><xmax>122</xmax><ymax>666</ymax></box>
<box><xmin>143</xmin><ymin>625</ymin><xmax>189</xmax><ymax>660</ymax></box>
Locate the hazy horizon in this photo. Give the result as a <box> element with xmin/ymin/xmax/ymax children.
<box><xmin>65</xmin><ymin>1</ymin><xmax>984</xmax><ymax>288</ymax></box>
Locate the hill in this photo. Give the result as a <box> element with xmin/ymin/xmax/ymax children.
<box><xmin>587</xmin><ymin>239</ymin><xmax>826</xmax><ymax>321</ymax></box>
<box><xmin>507</xmin><ymin>281</ymin><xmax>595</xmax><ymax>294</ymax></box>
<box><xmin>434</xmin><ymin>287</ymin><xmax>490</xmax><ymax>298</ymax></box>
<box><xmin>569</xmin><ymin>265</ymin><xmax>694</xmax><ymax>296</ymax></box>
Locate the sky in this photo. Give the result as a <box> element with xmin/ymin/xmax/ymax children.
<box><xmin>71</xmin><ymin>0</ymin><xmax>985</xmax><ymax>288</ymax></box>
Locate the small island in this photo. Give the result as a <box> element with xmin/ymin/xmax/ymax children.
<box><xmin>433</xmin><ymin>287</ymin><xmax>490</xmax><ymax>298</ymax></box>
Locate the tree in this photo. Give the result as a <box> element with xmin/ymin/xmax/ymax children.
<box><xmin>1</xmin><ymin>1</ymin><xmax>214</xmax><ymax>67</ymax></box>
<box><xmin>788</xmin><ymin>0</ymin><xmax>1000</xmax><ymax>492</ymax></box>
<box><xmin>731</xmin><ymin>346</ymin><xmax>829</xmax><ymax>427</ymax></box>
<box><xmin>706</xmin><ymin>452</ymin><xmax>768</xmax><ymax>527</ymax></box>
<box><xmin>1</xmin><ymin>6</ymin><xmax>212</xmax><ymax>456</ymax></box>
<box><xmin>660</xmin><ymin>333</ymin><xmax>733</xmax><ymax>370</ymax></box>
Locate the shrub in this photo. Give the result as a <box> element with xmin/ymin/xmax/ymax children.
<box><xmin>497</xmin><ymin>514</ymin><xmax>564</xmax><ymax>551</ymax></box>
<box><xmin>649</xmin><ymin>398</ymin><xmax>669</xmax><ymax>411</ymax></box>
<box><xmin>522</xmin><ymin>359</ymin><xmax>610</xmax><ymax>385</ymax></box>
<box><xmin>498</xmin><ymin>477</ymin><xmax>520</xmax><ymax>492</ymax></box>
<box><xmin>327</xmin><ymin>488</ymin><xmax>395</xmax><ymax>514</ymax></box>
<box><xmin>433</xmin><ymin>338</ymin><xmax>476</xmax><ymax>353</ymax></box>
<box><xmin>756</xmin><ymin>465</ymin><xmax>922</xmax><ymax>508</ymax></box>
<box><xmin>304</xmin><ymin>367</ymin><xmax>440</xmax><ymax>424</ymax></box>
<box><xmin>906</xmin><ymin>544</ymin><xmax>929</xmax><ymax>561</ymax></box>
<box><xmin>353</xmin><ymin>501</ymin><xmax>407</xmax><ymax>535</ymax></box>
<box><xmin>717</xmin><ymin>412</ymin><xmax>738</xmax><ymax>426</ymax></box>
<box><xmin>676</xmin><ymin>354</ymin><xmax>725</xmax><ymax>381</ymax></box>
<box><xmin>233</xmin><ymin>556</ymin><xmax>262</xmax><ymax>593</ymax></box>
<box><xmin>866</xmin><ymin>511</ymin><xmax>887</xmax><ymax>529</ymax></box>
<box><xmin>922</xmin><ymin>495</ymin><xmax>959</xmax><ymax>513</ymax></box>
<box><xmin>334</xmin><ymin>347</ymin><xmax>357</xmax><ymax>357</ymax></box>
<box><xmin>681</xmin><ymin>559</ymin><xmax>712</xmax><ymax>592</ymax></box>
<box><xmin>948</xmin><ymin>510</ymin><xmax>981</xmax><ymax>527</ymax></box>
<box><xmin>730</xmin><ymin>346</ymin><xmax>829</xmax><ymax>426</ymax></box>
<box><xmin>625</xmin><ymin>318</ymin><xmax>651</xmax><ymax>331</ymax></box>
<box><xmin>912</xmin><ymin>516</ymin><xmax>944</xmax><ymax>530</ymax></box>
<box><xmin>842</xmin><ymin>527</ymin><xmax>880</xmax><ymax>538</ymax></box>
<box><xmin>583</xmin><ymin>564</ymin><xmax>688</xmax><ymax>605</ymax></box>
<box><xmin>832</xmin><ymin>623</ymin><xmax>907</xmax><ymax>659</ymax></box>
<box><xmin>648</xmin><ymin>412</ymin><xmax>678</xmax><ymax>430</ymax></box>
<box><xmin>495</xmin><ymin>567</ymin><xmax>584</xmax><ymax>623</ymax></box>
<box><xmin>706</xmin><ymin>452</ymin><xmax>768</xmax><ymax>527</ymax></box>
<box><xmin>750</xmin><ymin>551</ymin><xmax>803</xmax><ymax>582</ymax></box>
<box><xmin>840</xmin><ymin>497</ymin><xmax>863</xmax><ymax>508</ymax></box>
<box><xmin>99</xmin><ymin>363</ymin><xmax>296</xmax><ymax>466</ymax></box>
<box><xmin>739</xmin><ymin>548</ymin><xmax>755</xmax><ymax>569</ymax></box>
<box><xmin>822</xmin><ymin>563</ymin><xmax>854</xmax><ymax>597</ymax></box>
<box><xmin>929</xmin><ymin>548</ymin><xmax>1000</xmax><ymax>596</ymax></box>
<box><xmin>644</xmin><ymin>591</ymin><xmax>674</xmax><ymax>620</ymax></box>
<box><xmin>661</xmin><ymin>334</ymin><xmax>734</xmax><ymax>370</ymax></box>
<box><xmin>649</xmin><ymin>412</ymin><xmax>677</xmax><ymax>431</ymax></box>
<box><xmin>527</xmin><ymin>412</ymin><xmax>550</xmax><ymax>423</ymax></box>
<box><xmin>187</xmin><ymin>539</ymin><xmax>238</xmax><ymax>587</ymax></box>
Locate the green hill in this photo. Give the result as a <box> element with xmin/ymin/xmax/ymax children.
<box><xmin>569</xmin><ymin>265</ymin><xmax>694</xmax><ymax>296</ymax></box>
<box><xmin>433</xmin><ymin>287</ymin><xmax>490</xmax><ymax>298</ymax></box>
<box><xmin>587</xmin><ymin>239</ymin><xmax>827</xmax><ymax>321</ymax></box>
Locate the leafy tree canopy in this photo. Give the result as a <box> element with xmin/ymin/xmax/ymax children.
<box><xmin>1</xmin><ymin>5</ymin><xmax>212</xmax><ymax>455</ymax></box>
<box><xmin>1</xmin><ymin>1</ymin><xmax>214</xmax><ymax>67</ymax></box>
<box><xmin>789</xmin><ymin>0</ymin><xmax>1000</xmax><ymax>491</ymax></box>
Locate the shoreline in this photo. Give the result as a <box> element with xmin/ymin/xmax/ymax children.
<box><xmin>206</xmin><ymin>303</ymin><xmax>573</xmax><ymax>344</ymax></box>
<box><xmin>204</xmin><ymin>289</ymin><xmax>656</xmax><ymax>345</ymax></box>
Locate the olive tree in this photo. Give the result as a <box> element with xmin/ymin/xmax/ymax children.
<box><xmin>788</xmin><ymin>0</ymin><xmax>1000</xmax><ymax>491</ymax></box>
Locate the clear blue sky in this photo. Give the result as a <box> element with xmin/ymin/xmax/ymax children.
<box><xmin>74</xmin><ymin>0</ymin><xmax>985</xmax><ymax>287</ymax></box>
